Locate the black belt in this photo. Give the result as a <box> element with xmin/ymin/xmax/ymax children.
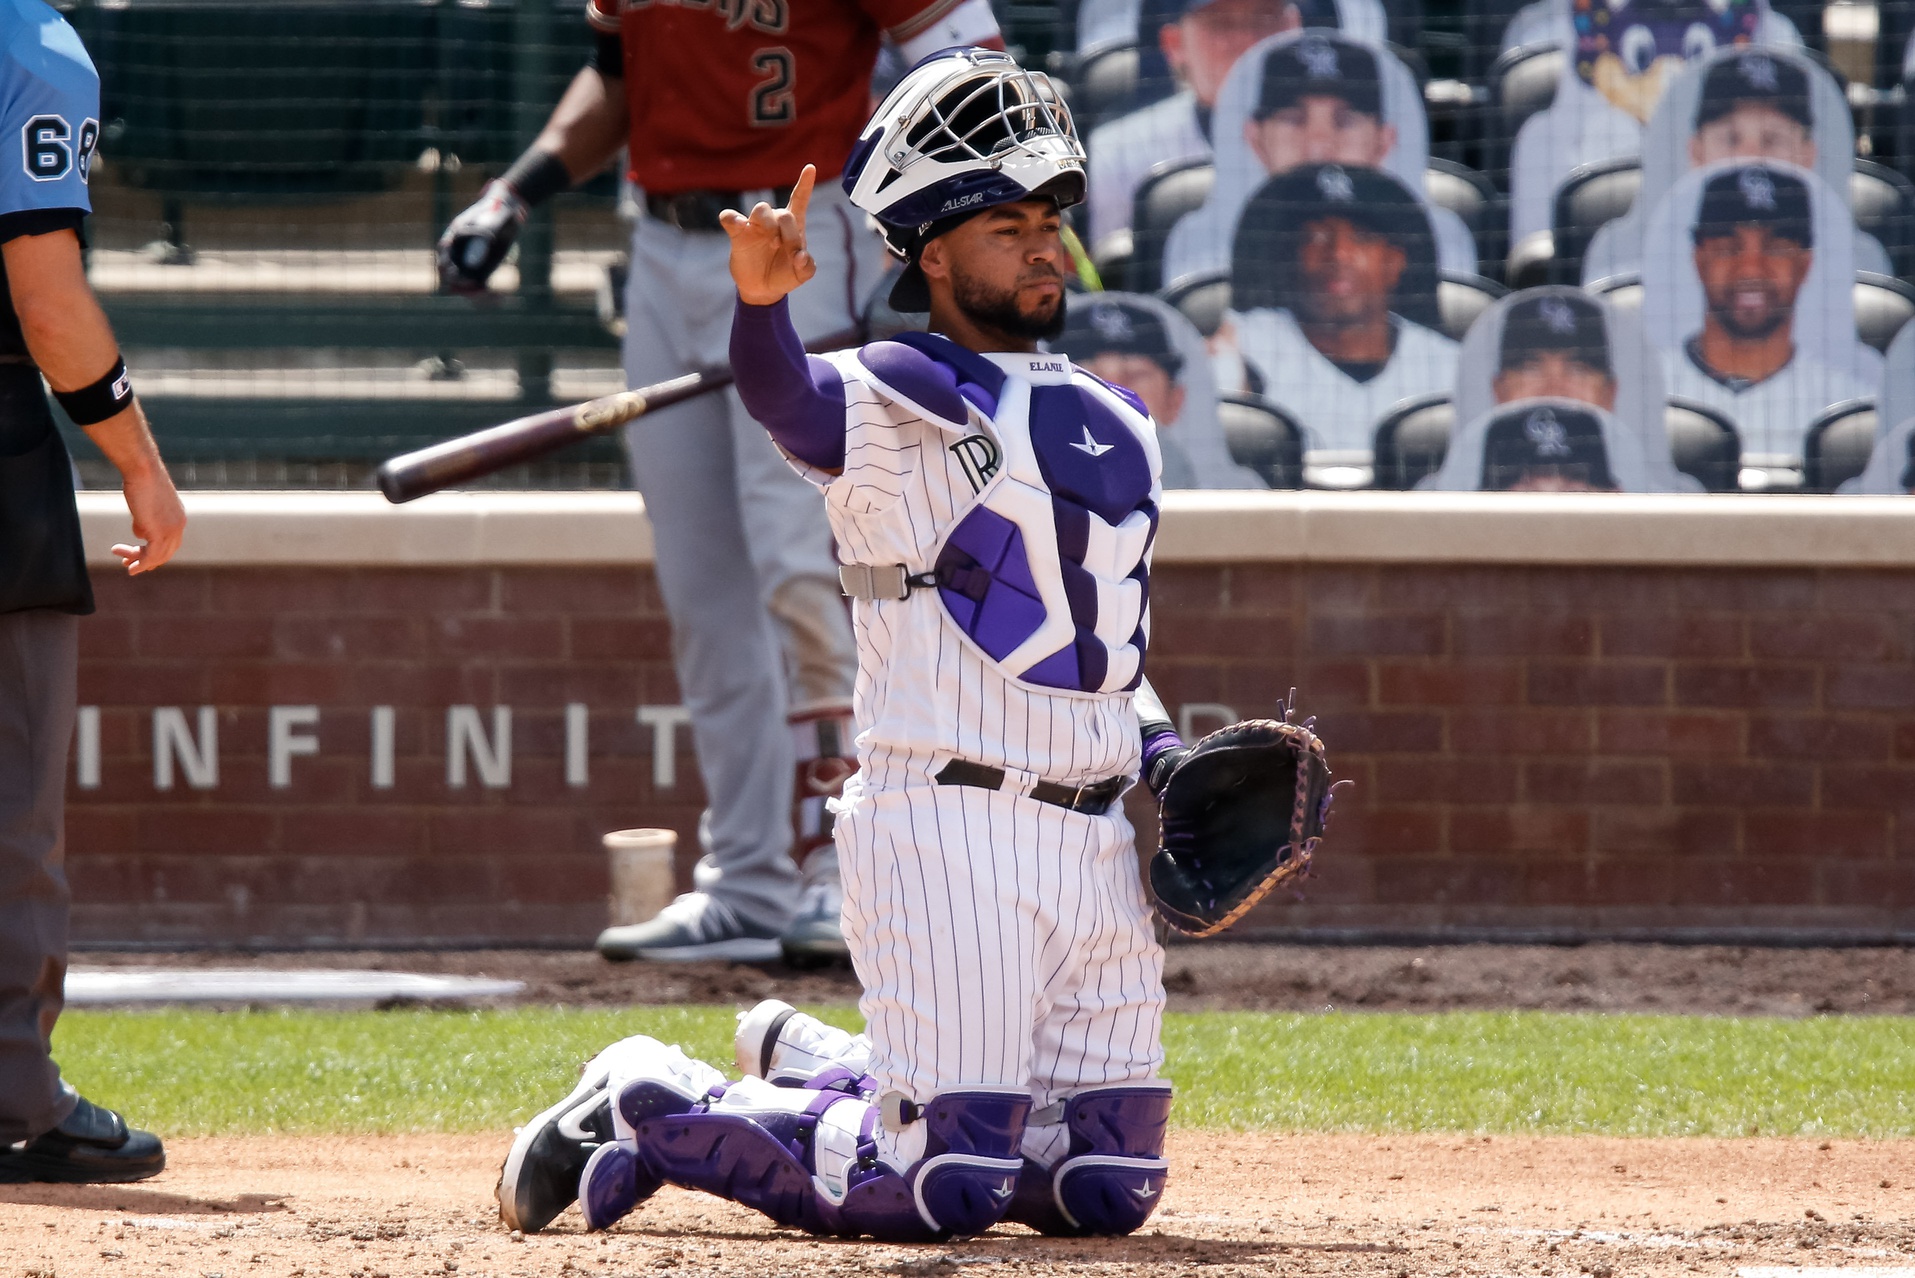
<box><xmin>644</xmin><ymin>185</ymin><xmax>795</xmax><ymax>232</ymax></box>
<box><xmin>935</xmin><ymin>759</ymin><xmax>1127</xmax><ymax>815</ymax></box>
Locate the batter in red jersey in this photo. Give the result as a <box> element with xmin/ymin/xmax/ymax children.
<box><xmin>438</xmin><ymin>0</ymin><xmax>1001</xmax><ymax>969</ymax></box>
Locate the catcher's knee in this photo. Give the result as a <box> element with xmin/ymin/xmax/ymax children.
<box><xmin>1009</xmin><ymin>1081</ymin><xmax>1173</xmax><ymax>1237</ymax></box>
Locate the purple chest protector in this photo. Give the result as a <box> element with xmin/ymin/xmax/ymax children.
<box><xmin>869</xmin><ymin>335</ymin><xmax>1160</xmax><ymax>696</ymax></box>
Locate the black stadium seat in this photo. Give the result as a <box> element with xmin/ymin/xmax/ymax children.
<box><xmin>1855</xmin><ymin>273</ymin><xmax>1915</xmax><ymax>353</ymax></box>
<box><xmin>1123</xmin><ymin>158</ymin><xmax>1216</xmax><ymax>294</ymax></box>
<box><xmin>1217</xmin><ymin>394</ymin><xmax>1304</xmax><ymax>490</ymax></box>
<box><xmin>1852</xmin><ymin>160</ymin><xmax>1915</xmax><ymax>279</ymax></box>
<box><xmin>1067</xmin><ymin>40</ymin><xmax>1141</xmax><ymax>139</ymax></box>
<box><xmin>1164</xmin><ymin>271</ymin><xmax>1230</xmax><ymax>338</ymax></box>
<box><xmin>1372</xmin><ymin>394</ymin><xmax>1455</xmax><ymax>489</ymax></box>
<box><xmin>1551</xmin><ymin>158</ymin><xmax>1644</xmax><ymax>283</ymax></box>
<box><xmin>1664</xmin><ymin>399</ymin><xmax>1741</xmax><ymax>493</ymax></box>
<box><xmin>1425</xmin><ymin>157</ymin><xmax>1503</xmax><ymax>273</ymax></box>
<box><xmin>1436</xmin><ymin>271</ymin><xmax>1508</xmax><ymax>341</ymax></box>
<box><xmin>1803</xmin><ymin>400</ymin><xmax>1880</xmax><ymax>492</ymax></box>
<box><xmin>1491</xmin><ymin>42</ymin><xmax>1563</xmax><ymax>145</ymax></box>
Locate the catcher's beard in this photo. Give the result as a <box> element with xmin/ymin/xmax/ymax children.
<box><xmin>951</xmin><ymin>264</ymin><xmax>1068</xmax><ymax>341</ymax></box>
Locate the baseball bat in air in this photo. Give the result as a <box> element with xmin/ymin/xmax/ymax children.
<box><xmin>376</xmin><ymin>324</ymin><xmax>865</xmax><ymax>504</ymax></box>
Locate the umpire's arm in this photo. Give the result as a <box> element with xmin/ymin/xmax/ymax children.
<box><xmin>4</xmin><ymin>229</ymin><xmax>184</xmax><ymax>574</ymax></box>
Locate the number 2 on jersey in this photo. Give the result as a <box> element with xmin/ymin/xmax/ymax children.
<box><xmin>750</xmin><ymin>48</ymin><xmax>795</xmax><ymax>126</ymax></box>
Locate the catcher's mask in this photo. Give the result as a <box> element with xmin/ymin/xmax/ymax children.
<box><xmin>843</xmin><ymin>46</ymin><xmax>1086</xmax><ymax>311</ymax></box>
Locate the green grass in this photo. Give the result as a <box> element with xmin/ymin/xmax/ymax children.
<box><xmin>50</xmin><ymin>1006</ymin><xmax>1915</xmax><ymax>1139</ymax></box>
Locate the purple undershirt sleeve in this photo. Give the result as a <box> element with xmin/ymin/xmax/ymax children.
<box><xmin>730</xmin><ymin>296</ymin><xmax>849</xmax><ymax>472</ymax></box>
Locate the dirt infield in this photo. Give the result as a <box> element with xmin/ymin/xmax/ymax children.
<box><xmin>3</xmin><ymin>1132</ymin><xmax>1911</xmax><ymax>1278</ymax></box>
<box><xmin>72</xmin><ymin>942</ymin><xmax>1915</xmax><ymax>1015</ymax></box>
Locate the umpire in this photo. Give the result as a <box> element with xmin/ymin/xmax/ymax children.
<box><xmin>0</xmin><ymin>0</ymin><xmax>182</xmax><ymax>1183</ymax></box>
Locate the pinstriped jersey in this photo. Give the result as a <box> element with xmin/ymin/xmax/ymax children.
<box><xmin>791</xmin><ymin>332</ymin><xmax>1161</xmax><ymax>788</ymax></box>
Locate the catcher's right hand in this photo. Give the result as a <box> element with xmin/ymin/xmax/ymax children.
<box><xmin>437</xmin><ymin>181</ymin><xmax>528</xmax><ymax>293</ymax></box>
<box><xmin>1147</xmin><ymin>693</ymin><xmax>1346</xmax><ymax>939</ymax></box>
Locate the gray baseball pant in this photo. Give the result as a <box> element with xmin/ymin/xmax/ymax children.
<box><xmin>621</xmin><ymin>182</ymin><xmax>880</xmax><ymax>931</ymax></box>
<box><xmin>0</xmin><ymin>608</ymin><xmax>78</xmax><ymax>1143</ymax></box>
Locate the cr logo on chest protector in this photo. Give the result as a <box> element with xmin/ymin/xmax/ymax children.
<box><xmin>950</xmin><ymin>433</ymin><xmax>1002</xmax><ymax>494</ymax></box>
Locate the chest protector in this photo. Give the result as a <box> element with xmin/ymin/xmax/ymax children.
<box><xmin>855</xmin><ymin>335</ymin><xmax>1160</xmax><ymax>696</ymax></box>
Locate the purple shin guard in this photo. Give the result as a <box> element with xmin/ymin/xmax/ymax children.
<box><xmin>627</xmin><ymin>1082</ymin><xmax>1031</xmax><ymax>1241</ymax></box>
<box><xmin>579</xmin><ymin>1141</ymin><xmax>662</xmax><ymax>1231</ymax></box>
<box><xmin>1007</xmin><ymin>1083</ymin><xmax>1173</xmax><ymax>1237</ymax></box>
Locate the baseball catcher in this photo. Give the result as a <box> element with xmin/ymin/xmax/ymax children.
<box><xmin>495</xmin><ymin>47</ymin><xmax>1343</xmax><ymax>1243</ymax></box>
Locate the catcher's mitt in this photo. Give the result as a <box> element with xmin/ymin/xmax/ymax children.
<box><xmin>1147</xmin><ymin>695</ymin><xmax>1345</xmax><ymax>938</ymax></box>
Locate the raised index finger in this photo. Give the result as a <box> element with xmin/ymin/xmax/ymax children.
<box><xmin>786</xmin><ymin>164</ymin><xmax>817</xmax><ymax>226</ymax></box>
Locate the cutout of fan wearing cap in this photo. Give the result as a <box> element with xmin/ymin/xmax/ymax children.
<box><xmin>1439</xmin><ymin>285</ymin><xmax>1699</xmax><ymax>492</ymax></box>
<box><xmin>1158</xmin><ymin>29</ymin><xmax>1477</xmax><ymax>287</ymax></box>
<box><xmin>1506</xmin><ymin>0</ymin><xmax>1799</xmax><ymax>249</ymax></box>
<box><xmin>1214</xmin><ymin>162</ymin><xmax>1456</xmax><ymax>479</ymax></box>
<box><xmin>1639</xmin><ymin>159</ymin><xmax>1880</xmax><ymax>478</ymax></box>
<box><xmin>1584</xmin><ymin>46</ymin><xmax>1891</xmax><ymax>285</ymax></box>
<box><xmin>1083</xmin><ymin>0</ymin><xmax>1392</xmax><ymax>250</ymax></box>
<box><xmin>1050</xmin><ymin>292</ymin><xmax>1265</xmax><ymax>488</ymax></box>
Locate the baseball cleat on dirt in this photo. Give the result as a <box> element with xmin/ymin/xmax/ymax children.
<box><xmin>0</xmin><ymin>1094</ymin><xmax>164</xmax><ymax>1185</ymax></box>
<box><xmin>595</xmin><ymin>892</ymin><xmax>782</xmax><ymax>963</ymax></box>
<box><xmin>497</xmin><ymin>1055</ymin><xmax>623</xmax><ymax>1232</ymax></box>
<box><xmin>778</xmin><ymin>865</ymin><xmax>850</xmax><ymax>969</ymax></box>
<box><xmin>733</xmin><ymin>999</ymin><xmax>870</xmax><ymax>1082</ymax></box>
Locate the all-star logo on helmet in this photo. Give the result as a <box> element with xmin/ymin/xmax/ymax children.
<box><xmin>842</xmin><ymin>46</ymin><xmax>1086</xmax><ymax>310</ymax></box>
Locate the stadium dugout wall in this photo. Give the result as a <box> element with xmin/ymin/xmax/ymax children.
<box><xmin>66</xmin><ymin>491</ymin><xmax>1915</xmax><ymax>948</ymax></box>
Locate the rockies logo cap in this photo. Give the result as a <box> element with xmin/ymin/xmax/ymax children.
<box><xmin>1253</xmin><ymin>33</ymin><xmax>1383</xmax><ymax>121</ymax></box>
<box><xmin>1480</xmin><ymin>401</ymin><xmax>1616</xmax><ymax>491</ymax></box>
<box><xmin>1691</xmin><ymin>162</ymin><xmax>1813</xmax><ymax>248</ymax></box>
<box><xmin>1498</xmin><ymin>290</ymin><xmax>1613</xmax><ymax>378</ymax></box>
<box><xmin>1695</xmin><ymin>49</ymin><xmax>1813</xmax><ymax>131</ymax></box>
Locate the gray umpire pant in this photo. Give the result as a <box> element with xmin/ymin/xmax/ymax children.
<box><xmin>0</xmin><ymin>608</ymin><xmax>78</xmax><ymax>1143</ymax></box>
<box><xmin>621</xmin><ymin>183</ymin><xmax>882</xmax><ymax>931</ymax></box>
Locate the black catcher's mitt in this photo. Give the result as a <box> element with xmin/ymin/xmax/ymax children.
<box><xmin>1147</xmin><ymin>695</ymin><xmax>1344</xmax><ymax>938</ymax></box>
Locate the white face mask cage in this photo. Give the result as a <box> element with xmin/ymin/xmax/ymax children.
<box><xmin>859</xmin><ymin>49</ymin><xmax>1087</xmax><ymax>209</ymax></box>
<box><xmin>891</xmin><ymin>60</ymin><xmax>1082</xmax><ymax>175</ymax></box>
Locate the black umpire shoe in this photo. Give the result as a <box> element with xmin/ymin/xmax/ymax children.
<box><xmin>496</xmin><ymin>1061</ymin><xmax>620</xmax><ymax>1233</ymax></box>
<box><xmin>0</xmin><ymin>1095</ymin><xmax>165</xmax><ymax>1184</ymax></box>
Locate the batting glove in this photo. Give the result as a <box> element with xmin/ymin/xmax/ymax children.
<box><xmin>437</xmin><ymin>181</ymin><xmax>528</xmax><ymax>293</ymax></box>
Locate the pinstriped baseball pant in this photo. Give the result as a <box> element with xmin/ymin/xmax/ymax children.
<box><xmin>834</xmin><ymin>778</ymin><xmax>1166</xmax><ymax>1124</ymax></box>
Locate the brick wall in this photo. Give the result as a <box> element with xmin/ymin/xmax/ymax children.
<box><xmin>69</xmin><ymin>560</ymin><xmax>1915</xmax><ymax>946</ymax></box>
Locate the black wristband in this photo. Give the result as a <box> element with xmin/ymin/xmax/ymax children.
<box><xmin>589</xmin><ymin>30</ymin><xmax>625</xmax><ymax>75</ymax></box>
<box><xmin>500</xmin><ymin>148</ymin><xmax>573</xmax><ymax>209</ymax></box>
<box><xmin>53</xmin><ymin>356</ymin><xmax>134</xmax><ymax>426</ymax></box>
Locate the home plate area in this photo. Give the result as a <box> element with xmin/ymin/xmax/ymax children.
<box><xmin>3</xmin><ymin>1131</ymin><xmax>1912</xmax><ymax>1278</ymax></box>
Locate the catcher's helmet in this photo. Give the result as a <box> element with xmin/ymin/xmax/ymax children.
<box><xmin>843</xmin><ymin>46</ymin><xmax>1085</xmax><ymax>310</ymax></box>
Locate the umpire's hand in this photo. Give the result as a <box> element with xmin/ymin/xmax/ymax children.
<box><xmin>721</xmin><ymin>164</ymin><xmax>817</xmax><ymax>306</ymax></box>
<box><xmin>437</xmin><ymin>181</ymin><xmax>529</xmax><ymax>293</ymax></box>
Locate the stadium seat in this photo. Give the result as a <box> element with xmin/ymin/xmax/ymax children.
<box><xmin>79</xmin><ymin>2</ymin><xmax>439</xmax><ymax>200</ymax></box>
<box><xmin>1126</xmin><ymin>159</ymin><xmax>1217</xmax><ymax>294</ymax></box>
<box><xmin>1464</xmin><ymin>0</ymin><xmax>1534</xmax><ymax>82</ymax></box>
<box><xmin>1505</xmin><ymin>232</ymin><xmax>1554</xmax><ymax>291</ymax></box>
<box><xmin>1851</xmin><ymin>159</ymin><xmax>1915</xmax><ymax>279</ymax></box>
<box><xmin>1068</xmin><ymin>40</ymin><xmax>1141</xmax><ymax>139</ymax></box>
<box><xmin>1372</xmin><ymin>393</ymin><xmax>1455</xmax><ymax>489</ymax></box>
<box><xmin>1425</xmin><ymin>158</ymin><xmax>1503</xmax><ymax>271</ymax></box>
<box><xmin>1164</xmin><ymin>270</ymin><xmax>1230</xmax><ymax>338</ymax></box>
<box><xmin>1217</xmin><ymin>393</ymin><xmax>1305</xmax><ymax>490</ymax></box>
<box><xmin>1855</xmin><ymin>273</ymin><xmax>1915</xmax><ymax>353</ymax></box>
<box><xmin>1585</xmin><ymin>273</ymin><xmax>1643</xmax><ymax>318</ymax></box>
<box><xmin>1802</xmin><ymin>400</ymin><xmax>1880</xmax><ymax>492</ymax></box>
<box><xmin>1437</xmin><ymin>271</ymin><xmax>1509</xmax><ymax>342</ymax></box>
<box><xmin>1490</xmin><ymin>42</ymin><xmax>1563</xmax><ymax>147</ymax></box>
<box><xmin>1551</xmin><ymin>158</ymin><xmax>1644</xmax><ymax>283</ymax></box>
<box><xmin>1664</xmin><ymin>399</ymin><xmax>1742</xmax><ymax>493</ymax></box>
